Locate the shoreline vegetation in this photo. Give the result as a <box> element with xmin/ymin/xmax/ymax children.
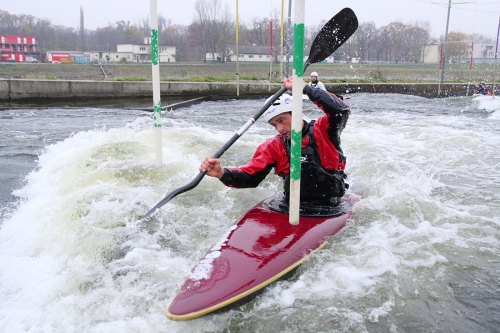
<box><xmin>1</xmin><ymin>62</ymin><xmax>497</xmax><ymax>84</ymax></box>
<box><xmin>0</xmin><ymin>62</ymin><xmax>497</xmax><ymax>107</ymax></box>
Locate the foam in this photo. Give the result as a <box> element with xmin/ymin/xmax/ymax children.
<box><xmin>1</xmin><ymin>95</ymin><xmax>498</xmax><ymax>332</ymax></box>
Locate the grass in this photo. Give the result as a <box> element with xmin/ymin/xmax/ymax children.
<box><xmin>0</xmin><ymin>62</ymin><xmax>498</xmax><ymax>83</ymax></box>
<box><xmin>113</xmin><ymin>76</ymin><xmax>148</xmax><ymax>82</ymax></box>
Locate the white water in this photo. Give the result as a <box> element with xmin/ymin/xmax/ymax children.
<box><xmin>474</xmin><ymin>94</ymin><xmax>500</xmax><ymax>119</ymax></box>
<box><xmin>0</xmin><ymin>95</ymin><xmax>499</xmax><ymax>332</ymax></box>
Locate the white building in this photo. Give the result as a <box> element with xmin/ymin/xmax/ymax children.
<box><xmin>117</xmin><ymin>39</ymin><xmax>176</xmax><ymax>63</ymax></box>
<box><xmin>472</xmin><ymin>43</ymin><xmax>496</xmax><ymax>61</ymax></box>
<box><xmin>205</xmin><ymin>45</ymin><xmax>272</xmax><ymax>62</ymax></box>
<box><xmin>88</xmin><ymin>38</ymin><xmax>176</xmax><ymax>64</ymax></box>
<box><xmin>207</xmin><ymin>45</ymin><xmax>336</xmax><ymax>63</ymax></box>
<box><xmin>87</xmin><ymin>51</ymin><xmax>134</xmax><ymax>63</ymax></box>
<box><xmin>421</xmin><ymin>42</ymin><xmax>497</xmax><ymax>64</ymax></box>
<box><xmin>421</xmin><ymin>44</ymin><xmax>441</xmax><ymax>64</ymax></box>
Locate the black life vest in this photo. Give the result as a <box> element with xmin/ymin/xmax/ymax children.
<box><xmin>282</xmin><ymin>121</ymin><xmax>347</xmax><ymax>203</ymax></box>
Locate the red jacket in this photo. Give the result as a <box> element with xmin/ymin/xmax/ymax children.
<box><xmin>220</xmin><ymin>85</ymin><xmax>350</xmax><ymax>189</ymax></box>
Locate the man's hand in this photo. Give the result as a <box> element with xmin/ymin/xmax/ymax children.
<box><xmin>283</xmin><ymin>77</ymin><xmax>306</xmax><ymax>92</ymax></box>
<box><xmin>199</xmin><ymin>157</ymin><xmax>224</xmax><ymax>178</ymax></box>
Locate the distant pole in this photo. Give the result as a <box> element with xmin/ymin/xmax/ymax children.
<box><xmin>150</xmin><ymin>0</ymin><xmax>163</xmax><ymax>164</ymax></box>
<box><xmin>285</xmin><ymin>0</ymin><xmax>292</xmax><ymax>77</ymax></box>
<box><xmin>269</xmin><ymin>18</ymin><xmax>273</xmax><ymax>92</ymax></box>
<box><xmin>469</xmin><ymin>42</ymin><xmax>474</xmax><ymax>71</ymax></box>
<box><xmin>280</xmin><ymin>0</ymin><xmax>285</xmax><ymax>78</ymax></box>
<box><xmin>289</xmin><ymin>0</ymin><xmax>304</xmax><ymax>225</ymax></box>
<box><xmin>496</xmin><ymin>17</ymin><xmax>500</xmax><ymax>60</ymax></box>
<box><xmin>236</xmin><ymin>0</ymin><xmax>240</xmax><ymax>96</ymax></box>
<box><xmin>467</xmin><ymin>41</ymin><xmax>474</xmax><ymax>96</ymax></box>
<box><xmin>494</xmin><ymin>17</ymin><xmax>499</xmax><ymax>97</ymax></box>
<box><xmin>438</xmin><ymin>0</ymin><xmax>452</xmax><ymax>96</ymax></box>
<box><xmin>79</xmin><ymin>6</ymin><xmax>85</xmax><ymax>51</ymax></box>
<box><xmin>438</xmin><ymin>43</ymin><xmax>444</xmax><ymax>93</ymax></box>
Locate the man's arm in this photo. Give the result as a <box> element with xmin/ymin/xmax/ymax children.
<box><xmin>220</xmin><ymin>164</ymin><xmax>273</xmax><ymax>188</ymax></box>
<box><xmin>201</xmin><ymin>141</ymin><xmax>277</xmax><ymax>188</ymax></box>
<box><xmin>200</xmin><ymin>156</ymin><xmax>272</xmax><ymax>188</ymax></box>
<box><xmin>304</xmin><ymin>85</ymin><xmax>349</xmax><ymax>115</ymax></box>
<box><xmin>220</xmin><ymin>143</ymin><xmax>276</xmax><ymax>188</ymax></box>
<box><xmin>284</xmin><ymin>76</ymin><xmax>349</xmax><ymax>130</ymax></box>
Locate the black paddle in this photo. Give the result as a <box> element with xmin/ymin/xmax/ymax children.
<box><xmin>143</xmin><ymin>8</ymin><xmax>358</xmax><ymax>220</ymax></box>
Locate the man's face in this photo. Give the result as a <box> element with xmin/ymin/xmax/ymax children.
<box><xmin>311</xmin><ymin>75</ymin><xmax>318</xmax><ymax>83</ymax></box>
<box><xmin>269</xmin><ymin>113</ymin><xmax>292</xmax><ymax>140</ymax></box>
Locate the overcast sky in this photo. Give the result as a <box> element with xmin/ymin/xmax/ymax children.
<box><xmin>3</xmin><ymin>0</ymin><xmax>500</xmax><ymax>40</ymax></box>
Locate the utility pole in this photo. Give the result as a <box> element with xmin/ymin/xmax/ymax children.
<box><xmin>438</xmin><ymin>0</ymin><xmax>452</xmax><ymax>96</ymax></box>
<box><xmin>495</xmin><ymin>16</ymin><xmax>500</xmax><ymax>60</ymax></box>
<box><xmin>494</xmin><ymin>16</ymin><xmax>499</xmax><ymax>96</ymax></box>
<box><xmin>79</xmin><ymin>6</ymin><xmax>85</xmax><ymax>51</ymax></box>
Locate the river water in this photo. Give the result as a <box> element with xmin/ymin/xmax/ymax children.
<box><xmin>0</xmin><ymin>94</ymin><xmax>498</xmax><ymax>332</ymax></box>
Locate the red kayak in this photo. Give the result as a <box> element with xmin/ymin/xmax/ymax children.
<box><xmin>166</xmin><ymin>195</ymin><xmax>355</xmax><ymax>321</ymax></box>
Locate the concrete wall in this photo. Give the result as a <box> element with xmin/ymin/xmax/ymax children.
<box><xmin>0</xmin><ymin>78</ymin><xmax>474</xmax><ymax>101</ymax></box>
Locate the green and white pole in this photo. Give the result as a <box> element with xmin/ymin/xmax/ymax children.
<box><xmin>150</xmin><ymin>0</ymin><xmax>163</xmax><ymax>165</ymax></box>
<box><xmin>289</xmin><ymin>0</ymin><xmax>305</xmax><ymax>225</ymax></box>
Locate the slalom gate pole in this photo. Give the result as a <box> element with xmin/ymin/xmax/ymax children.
<box><xmin>289</xmin><ymin>0</ymin><xmax>305</xmax><ymax>225</ymax></box>
<box><xmin>150</xmin><ymin>0</ymin><xmax>163</xmax><ymax>164</ymax></box>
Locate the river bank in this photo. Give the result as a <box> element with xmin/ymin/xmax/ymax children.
<box><xmin>1</xmin><ymin>62</ymin><xmax>495</xmax><ymax>103</ymax></box>
<box><xmin>1</xmin><ymin>62</ymin><xmax>496</xmax><ymax>82</ymax></box>
<box><xmin>0</xmin><ymin>78</ymin><xmax>479</xmax><ymax>105</ymax></box>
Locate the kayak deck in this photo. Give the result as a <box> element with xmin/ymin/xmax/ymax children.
<box><xmin>166</xmin><ymin>197</ymin><xmax>353</xmax><ymax>320</ymax></box>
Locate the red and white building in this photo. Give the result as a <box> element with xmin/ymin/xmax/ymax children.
<box><xmin>0</xmin><ymin>35</ymin><xmax>37</xmax><ymax>62</ymax></box>
<box><xmin>46</xmin><ymin>51</ymin><xmax>79</xmax><ymax>63</ymax></box>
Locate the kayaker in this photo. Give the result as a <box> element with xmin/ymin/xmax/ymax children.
<box><xmin>200</xmin><ymin>77</ymin><xmax>350</xmax><ymax>210</ymax></box>
<box><xmin>474</xmin><ymin>82</ymin><xmax>492</xmax><ymax>96</ymax></box>
<box><xmin>308</xmin><ymin>71</ymin><xmax>327</xmax><ymax>91</ymax></box>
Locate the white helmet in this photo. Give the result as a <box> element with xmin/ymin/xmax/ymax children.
<box><xmin>263</xmin><ymin>94</ymin><xmax>293</xmax><ymax>122</ymax></box>
<box><xmin>310</xmin><ymin>71</ymin><xmax>319</xmax><ymax>77</ymax></box>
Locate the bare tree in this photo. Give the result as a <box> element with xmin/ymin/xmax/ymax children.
<box><xmin>467</xmin><ymin>33</ymin><xmax>494</xmax><ymax>44</ymax></box>
<box><xmin>0</xmin><ymin>7</ymin><xmax>450</xmax><ymax>64</ymax></box>
<box><xmin>137</xmin><ymin>17</ymin><xmax>150</xmax><ymax>38</ymax></box>
<box><xmin>407</xmin><ymin>25</ymin><xmax>430</xmax><ymax>63</ymax></box>
<box><xmin>158</xmin><ymin>17</ymin><xmax>189</xmax><ymax>61</ymax></box>
<box><xmin>189</xmin><ymin>0</ymin><xmax>233</xmax><ymax>62</ymax></box>
<box><xmin>248</xmin><ymin>18</ymin><xmax>270</xmax><ymax>46</ymax></box>
<box><xmin>445</xmin><ymin>32</ymin><xmax>469</xmax><ymax>63</ymax></box>
<box><xmin>349</xmin><ymin>22</ymin><xmax>377</xmax><ymax>61</ymax></box>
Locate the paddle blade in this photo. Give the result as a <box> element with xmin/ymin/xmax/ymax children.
<box><xmin>307</xmin><ymin>8</ymin><xmax>358</xmax><ymax>66</ymax></box>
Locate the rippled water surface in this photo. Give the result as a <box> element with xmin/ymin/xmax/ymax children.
<box><xmin>0</xmin><ymin>94</ymin><xmax>499</xmax><ymax>332</ymax></box>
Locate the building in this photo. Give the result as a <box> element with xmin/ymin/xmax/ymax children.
<box><xmin>87</xmin><ymin>51</ymin><xmax>134</xmax><ymax>64</ymax></box>
<box><xmin>117</xmin><ymin>38</ymin><xmax>176</xmax><ymax>63</ymax></box>
<box><xmin>46</xmin><ymin>38</ymin><xmax>175</xmax><ymax>64</ymax></box>
<box><xmin>471</xmin><ymin>43</ymin><xmax>496</xmax><ymax>63</ymax></box>
<box><xmin>114</xmin><ymin>43</ymin><xmax>176</xmax><ymax>63</ymax></box>
<box><xmin>86</xmin><ymin>38</ymin><xmax>175</xmax><ymax>64</ymax></box>
<box><xmin>422</xmin><ymin>42</ymin><xmax>497</xmax><ymax>64</ymax></box>
<box><xmin>421</xmin><ymin>44</ymin><xmax>441</xmax><ymax>64</ymax></box>
<box><xmin>0</xmin><ymin>35</ymin><xmax>37</xmax><ymax>62</ymax></box>
<box><xmin>230</xmin><ymin>45</ymin><xmax>273</xmax><ymax>62</ymax></box>
<box><xmin>207</xmin><ymin>45</ymin><xmax>336</xmax><ymax>64</ymax></box>
<box><xmin>46</xmin><ymin>51</ymin><xmax>90</xmax><ymax>64</ymax></box>
<box><xmin>90</xmin><ymin>38</ymin><xmax>175</xmax><ymax>63</ymax></box>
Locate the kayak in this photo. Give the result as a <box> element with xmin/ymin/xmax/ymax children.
<box><xmin>473</xmin><ymin>92</ymin><xmax>494</xmax><ymax>97</ymax></box>
<box><xmin>166</xmin><ymin>195</ymin><xmax>355</xmax><ymax>321</ymax></box>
